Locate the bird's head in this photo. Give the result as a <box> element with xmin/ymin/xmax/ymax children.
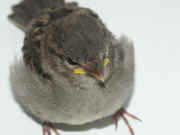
<box><xmin>41</xmin><ymin>7</ymin><xmax>113</xmax><ymax>82</ymax></box>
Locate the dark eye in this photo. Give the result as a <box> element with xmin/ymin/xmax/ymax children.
<box><xmin>67</xmin><ymin>57</ymin><xmax>78</xmax><ymax>65</ymax></box>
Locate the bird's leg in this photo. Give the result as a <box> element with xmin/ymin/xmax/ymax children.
<box><xmin>42</xmin><ymin>123</ymin><xmax>51</xmax><ymax>135</ymax></box>
<box><xmin>42</xmin><ymin>122</ymin><xmax>60</xmax><ymax>135</ymax></box>
<box><xmin>112</xmin><ymin>108</ymin><xmax>141</xmax><ymax>135</ymax></box>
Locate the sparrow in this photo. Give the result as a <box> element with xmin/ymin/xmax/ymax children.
<box><xmin>9</xmin><ymin>0</ymin><xmax>140</xmax><ymax>135</ymax></box>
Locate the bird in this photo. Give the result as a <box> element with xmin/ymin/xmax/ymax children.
<box><xmin>9</xmin><ymin>0</ymin><xmax>140</xmax><ymax>135</ymax></box>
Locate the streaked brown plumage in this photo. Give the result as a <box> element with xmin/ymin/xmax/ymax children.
<box><xmin>9</xmin><ymin>0</ymin><xmax>139</xmax><ymax>135</ymax></box>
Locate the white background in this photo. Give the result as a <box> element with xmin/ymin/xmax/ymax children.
<box><xmin>0</xmin><ymin>0</ymin><xmax>180</xmax><ymax>135</ymax></box>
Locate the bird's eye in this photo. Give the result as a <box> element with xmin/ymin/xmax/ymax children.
<box><xmin>67</xmin><ymin>57</ymin><xmax>78</xmax><ymax>65</ymax></box>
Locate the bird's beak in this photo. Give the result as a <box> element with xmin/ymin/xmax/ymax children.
<box><xmin>84</xmin><ymin>60</ymin><xmax>105</xmax><ymax>82</ymax></box>
<box><xmin>93</xmin><ymin>71</ymin><xmax>104</xmax><ymax>82</ymax></box>
<box><xmin>74</xmin><ymin>57</ymin><xmax>110</xmax><ymax>82</ymax></box>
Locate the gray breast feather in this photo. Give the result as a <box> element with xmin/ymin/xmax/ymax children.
<box><xmin>9</xmin><ymin>36</ymin><xmax>134</xmax><ymax>125</ymax></box>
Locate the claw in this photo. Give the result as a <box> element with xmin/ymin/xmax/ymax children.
<box><xmin>122</xmin><ymin>108</ymin><xmax>142</xmax><ymax>122</ymax></box>
<box><xmin>121</xmin><ymin>114</ymin><xmax>135</xmax><ymax>135</ymax></box>
<box><xmin>112</xmin><ymin>108</ymin><xmax>141</xmax><ymax>135</ymax></box>
<box><xmin>42</xmin><ymin>122</ymin><xmax>60</xmax><ymax>135</ymax></box>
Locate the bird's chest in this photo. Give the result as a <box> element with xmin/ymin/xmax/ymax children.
<box><xmin>49</xmin><ymin>64</ymin><xmax>133</xmax><ymax>123</ymax></box>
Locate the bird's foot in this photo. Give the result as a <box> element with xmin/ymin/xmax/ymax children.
<box><xmin>42</xmin><ymin>122</ymin><xmax>60</xmax><ymax>135</ymax></box>
<box><xmin>112</xmin><ymin>108</ymin><xmax>141</xmax><ymax>135</ymax></box>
